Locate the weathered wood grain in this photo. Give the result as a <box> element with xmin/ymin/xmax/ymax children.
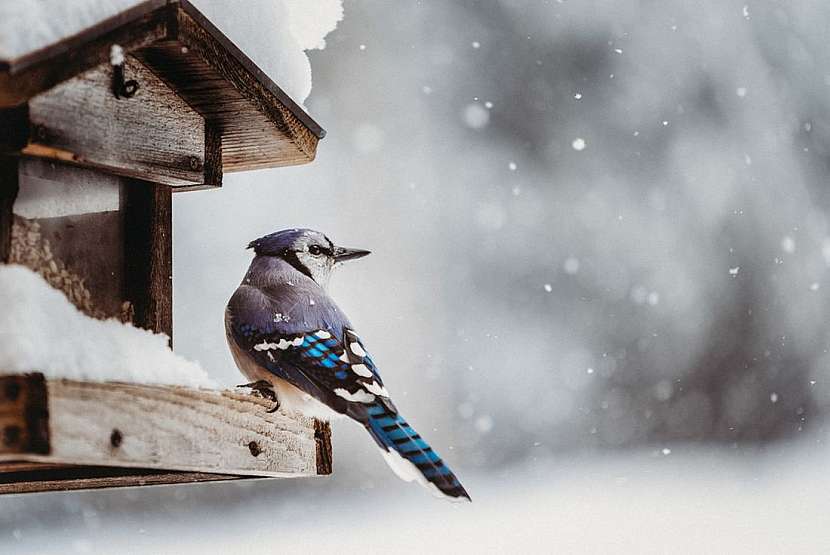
<box><xmin>0</xmin><ymin>374</ymin><xmax>333</xmax><ymax>496</ymax></box>
<box><xmin>203</xmin><ymin>123</ymin><xmax>223</xmax><ymax>189</ymax></box>
<box><xmin>41</xmin><ymin>380</ymin><xmax>322</xmax><ymax>476</ymax></box>
<box><xmin>136</xmin><ymin>4</ymin><xmax>321</xmax><ymax>171</ymax></box>
<box><xmin>24</xmin><ymin>56</ymin><xmax>207</xmax><ymax>187</ymax></box>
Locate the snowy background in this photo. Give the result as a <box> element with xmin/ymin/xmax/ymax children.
<box><xmin>7</xmin><ymin>0</ymin><xmax>830</xmax><ymax>552</ymax></box>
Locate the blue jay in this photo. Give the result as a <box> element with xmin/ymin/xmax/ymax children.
<box><xmin>225</xmin><ymin>228</ymin><xmax>470</xmax><ymax>501</ymax></box>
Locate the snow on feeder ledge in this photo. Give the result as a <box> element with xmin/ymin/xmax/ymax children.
<box><xmin>0</xmin><ymin>0</ymin><xmax>333</xmax><ymax>494</ymax></box>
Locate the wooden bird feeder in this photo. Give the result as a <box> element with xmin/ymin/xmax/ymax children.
<box><xmin>0</xmin><ymin>0</ymin><xmax>331</xmax><ymax>494</ymax></box>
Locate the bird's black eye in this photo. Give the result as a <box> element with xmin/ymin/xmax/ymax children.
<box><xmin>308</xmin><ymin>245</ymin><xmax>323</xmax><ymax>255</ymax></box>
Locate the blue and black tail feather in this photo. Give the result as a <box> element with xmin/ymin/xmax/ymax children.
<box><xmin>363</xmin><ymin>401</ymin><xmax>470</xmax><ymax>501</ymax></box>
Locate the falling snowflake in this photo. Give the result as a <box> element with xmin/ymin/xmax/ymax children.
<box><xmin>462</xmin><ymin>103</ymin><xmax>490</xmax><ymax>129</ymax></box>
<box><xmin>563</xmin><ymin>257</ymin><xmax>580</xmax><ymax>274</ymax></box>
<box><xmin>475</xmin><ymin>415</ymin><xmax>494</xmax><ymax>433</ymax></box>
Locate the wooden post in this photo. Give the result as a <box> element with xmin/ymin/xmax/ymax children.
<box><xmin>124</xmin><ymin>181</ymin><xmax>173</xmax><ymax>342</ymax></box>
<box><xmin>0</xmin><ymin>157</ymin><xmax>18</xmax><ymax>263</ymax></box>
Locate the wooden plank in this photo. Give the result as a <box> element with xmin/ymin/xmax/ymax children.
<box><xmin>0</xmin><ymin>157</ymin><xmax>18</xmax><ymax>262</ymax></box>
<box><xmin>124</xmin><ymin>181</ymin><xmax>173</xmax><ymax>339</ymax></box>
<box><xmin>24</xmin><ymin>56</ymin><xmax>208</xmax><ymax>187</ymax></box>
<box><xmin>0</xmin><ymin>465</ymin><xmax>243</xmax><ymax>495</ymax></box>
<box><xmin>0</xmin><ymin>375</ymin><xmax>332</xmax><ymax>493</ymax></box>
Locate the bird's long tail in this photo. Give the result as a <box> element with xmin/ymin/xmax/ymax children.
<box><xmin>362</xmin><ymin>401</ymin><xmax>470</xmax><ymax>502</ymax></box>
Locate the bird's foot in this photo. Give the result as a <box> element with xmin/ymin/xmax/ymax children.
<box><xmin>236</xmin><ymin>380</ymin><xmax>280</xmax><ymax>412</ymax></box>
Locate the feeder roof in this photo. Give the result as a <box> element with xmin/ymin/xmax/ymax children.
<box><xmin>0</xmin><ymin>0</ymin><xmax>325</xmax><ymax>172</ymax></box>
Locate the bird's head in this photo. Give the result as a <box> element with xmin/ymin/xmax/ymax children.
<box><xmin>247</xmin><ymin>228</ymin><xmax>370</xmax><ymax>288</ymax></box>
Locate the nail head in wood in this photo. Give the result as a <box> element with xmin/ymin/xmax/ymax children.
<box><xmin>34</xmin><ymin>124</ymin><xmax>48</xmax><ymax>141</ymax></box>
<box><xmin>110</xmin><ymin>428</ymin><xmax>123</xmax><ymax>448</ymax></box>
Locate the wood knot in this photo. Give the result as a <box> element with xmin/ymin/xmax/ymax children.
<box><xmin>248</xmin><ymin>441</ymin><xmax>262</xmax><ymax>457</ymax></box>
<box><xmin>110</xmin><ymin>429</ymin><xmax>123</xmax><ymax>448</ymax></box>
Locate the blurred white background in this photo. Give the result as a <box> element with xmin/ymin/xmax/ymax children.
<box><xmin>6</xmin><ymin>0</ymin><xmax>830</xmax><ymax>552</ymax></box>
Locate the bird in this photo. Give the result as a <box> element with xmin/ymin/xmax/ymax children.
<box><xmin>225</xmin><ymin>228</ymin><xmax>470</xmax><ymax>502</ymax></box>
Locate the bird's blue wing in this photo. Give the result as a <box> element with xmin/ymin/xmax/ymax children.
<box><xmin>227</xmin><ymin>282</ymin><xmax>386</xmax><ymax>407</ymax></box>
<box><xmin>231</xmin><ymin>314</ymin><xmax>393</xmax><ymax>415</ymax></box>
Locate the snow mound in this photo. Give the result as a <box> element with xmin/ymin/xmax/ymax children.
<box><xmin>0</xmin><ymin>0</ymin><xmax>139</xmax><ymax>61</ymax></box>
<box><xmin>0</xmin><ymin>264</ymin><xmax>215</xmax><ymax>388</ymax></box>
<box><xmin>0</xmin><ymin>0</ymin><xmax>343</xmax><ymax>104</ymax></box>
<box><xmin>284</xmin><ymin>0</ymin><xmax>344</xmax><ymax>50</ymax></box>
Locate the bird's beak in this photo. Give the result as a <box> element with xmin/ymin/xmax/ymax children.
<box><xmin>333</xmin><ymin>246</ymin><xmax>371</xmax><ymax>263</ymax></box>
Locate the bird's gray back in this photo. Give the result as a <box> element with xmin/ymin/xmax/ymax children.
<box><xmin>226</xmin><ymin>256</ymin><xmax>352</xmax><ymax>341</ymax></box>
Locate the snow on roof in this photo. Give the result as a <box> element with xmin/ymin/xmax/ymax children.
<box><xmin>0</xmin><ymin>0</ymin><xmax>343</xmax><ymax>104</ymax></box>
<box><xmin>0</xmin><ymin>264</ymin><xmax>216</xmax><ymax>388</ymax></box>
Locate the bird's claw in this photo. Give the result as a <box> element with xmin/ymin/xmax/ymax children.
<box><xmin>237</xmin><ymin>380</ymin><xmax>280</xmax><ymax>412</ymax></box>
